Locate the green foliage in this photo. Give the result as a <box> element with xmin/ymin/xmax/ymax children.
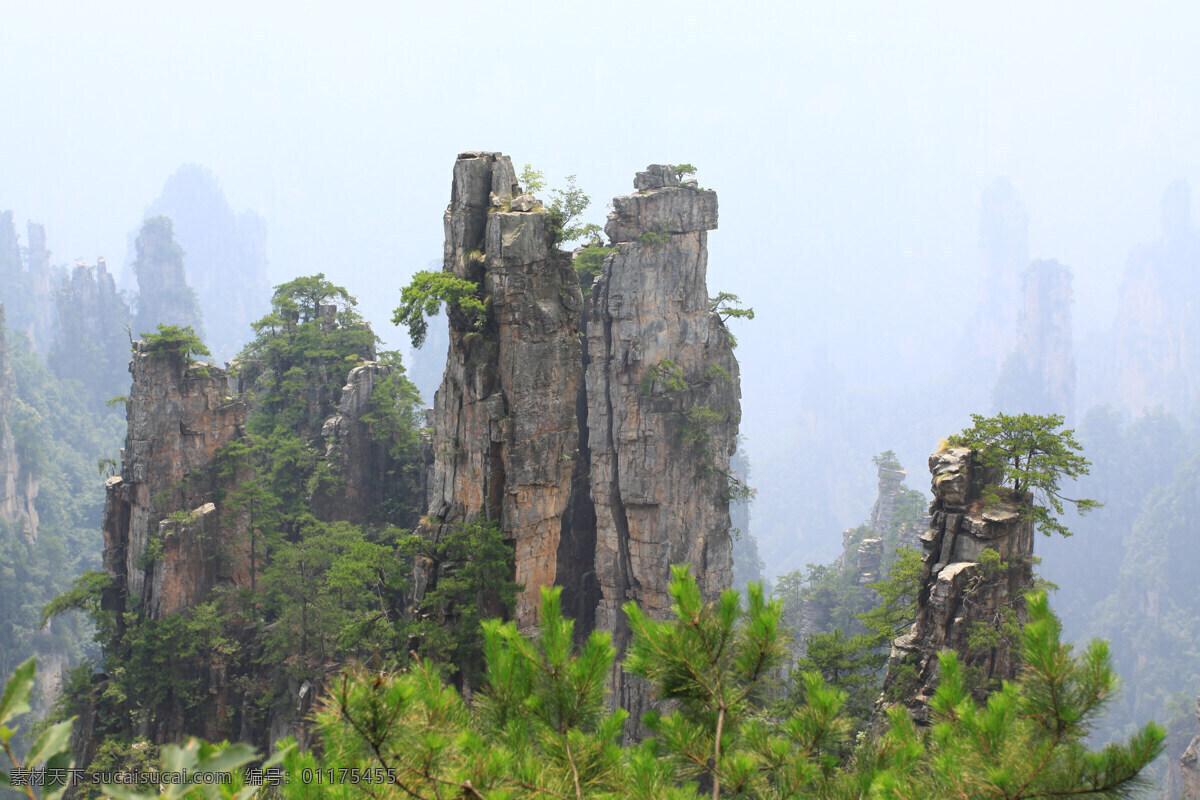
<box><xmin>573</xmin><ymin>244</ymin><xmax>614</xmax><ymax>297</ymax></box>
<box><xmin>519</xmin><ymin>163</ymin><xmax>546</xmax><ymax>195</ymax></box>
<box><xmin>547</xmin><ymin>175</ymin><xmax>602</xmax><ymax>246</ymax></box>
<box><xmin>39</xmin><ymin>570</ymin><xmax>111</xmax><ymax>629</ymax></box>
<box><xmin>792</xmin><ymin>628</ymin><xmax>880</xmax><ymax>730</ymax></box>
<box><xmin>775</xmin><ymin>543</ymin><xmax>923</xmax><ymax>720</ymax></box>
<box><xmin>870</xmin><ymin>592</ymin><xmax>1165</xmax><ymax>798</ymax></box>
<box><xmin>703</xmin><ymin>363</ymin><xmax>732</xmax><ymax>384</ymax></box>
<box><xmin>626</xmin><ymin>567</ymin><xmax>851</xmax><ymax>798</ymax></box>
<box><xmin>856</xmin><ymin>546</ymin><xmax>923</xmax><ymax>645</ymax></box>
<box><xmin>948</xmin><ymin>412</ymin><xmax>1102</xmax><ymax>537</ymax></box>
<box><xmin>0</xmin><ymin>658</ymin><xmax>75</xmax><ymax>800</ymax></box>
<box><xmin>674</xmin><ymin>163</ymin><xmax>697</xmax><ymax>178</ymax></box>
<box><xmin>636</xmin><ymin>225</ymin><xmax>669</xmax><ymax>249</ymax></box>
<box><xmin>871</xmin><ymin>449</ymin><xmax>901</xmax><ymax>471</ymax></box>
<box><xmin>392</xmin><ymin>270</ymin><xmax>487</xmax><ymax>349</ymax></box>
<box><xmin>680</xmin><ymin>404</ymin><xmax>725</xmax><ymax>451</ymax></box>
<box><xmin>399</xmin><ymin>521</ymin><xmax>521</xmax><ymax>689</ymax></box>
<box><xmin>0</xmin><ymin>327</ymin><xmax>122</xmax><ymax>682</ymax></box>
<box><xmin>709</xmin><ymin>292</ymin><xmax>755</xmax><ymax>324</ymax></box>
<box><xmin>99</xmin><ymin>736</ymin><xmax>272</xmax><ymax>800</ymax></box>
<box><xmin>94</xmin><ymin>571</ymin><xmax>1165</xmax><ymax>799</ymax></box>
<box><xmin>639</xmin><ymin>358</ymin><xmax>689</xmax><ymax>397</ymax></box>
<box><xmin>140</xmin><ymin>324</ymin><xmax>210</xmax><ymax>363</ymax></box>
<box><xmin>261</xmin><ymin>521</ymin><xmax>413</xmax><ymax>679</ymax></box>
<box><xmin>241</xmin><ymin>274</ymin><xmax>379</xmax><ymax>437</ymax></box>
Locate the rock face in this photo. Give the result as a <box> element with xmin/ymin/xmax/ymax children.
<box><xmin>424</xmin><ymin>151</ymin><xmax>589</xmax><ymax>631</ymax></box>
<box><xmin>993</xmin><ymin>259</ymin><xmax>1076</xmax><ymax>422</ymax></box>
<box><xmin>0</xmin><ymin>305</ymin><xmax>39</xmax><ymax>540</ymax></box>
<box><xmin>967</xmin><ymin>179</ymin><xmax>1029</xmax><ymax>382</ymax></box>
<box><xmin>587</xmin><ymin>166</ymin><xmax>737</xmax><ymax>720</ymax></box>
<box><xmin>95</xmin><ymin>327</ymin><xmax>400</xmax><ymax>750</ymax></box>
<box><xmin>0</xmin><ymin>215</ymin><xmax>60</xmax><ymax>355</ymax></box>
<box><xmin>137</xmin><ymin>165</ymin><xmax>271</xmax><ymax>362</ymax></box>
<box><xmin>131</xmin><ymin>216</ymin><xmax>203</xmax><ymax>339</ymax></box>
<box><xmin>1179</xmin><ymin>694</ymin><xmax>1200</xmax><ymax>799</ymax></box>
<box><xmin>422</xmin><ymin>157</ymin><xmax>740</xmax><ymax>724</ymax></box>
<box><xmin>23</xmin><ymin>223</ymin><xmax>59</xmax><ymax>354</ymax></box>
<box><xmin>49</xmin><ymin>257</ymin><xmax>133</xmax><ymax>405</ymax></box>
<box><xmin>101</xmin><ymin>342</ymin><xmax>249</xmax><ymax>623</ymax></box>
<box><xmin>868</xmin><ymin>458</ymin><xmax>927</xmax><ymax>552</ymax></box>
<box><xmin>313</xmin><ymin>362</ymin><xmax>400</xmax><ymax>524</ymax></box>
<box><xmin>879</xmin><ymin>447</ymin><xmax>1034</xmax><ymax>722</ymax></box>
<box><xmin>1110</xmin><ymin>181</ymin><xmax>1200</xmax><ymax>418</ymax></box>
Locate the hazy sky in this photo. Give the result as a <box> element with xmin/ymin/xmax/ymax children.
<box><xmin>4</xmin><ymin>1</ymin><xmax>1200</xmax><ymax>564</ymax></box>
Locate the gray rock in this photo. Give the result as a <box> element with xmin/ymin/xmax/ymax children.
<box><xmin>633</xmin><ymin>164</ymin><xmax>680</xmax><ymax>191</ymax></box>
<box><xmin>509</xmin><ymin>193</ymin><xmax>543</xmax><ymax>212</ymax></box>
<box><xmin>588</xmin><ymin>168</ymin><xmax>738</xmax><ymax>737</ymax></box>
<box><xmin>878</xmin><ymin>445</ymin><xmax>1034</xmax><ymax>723</ymax></box>
<box><xmin>605</xmin><ymin>186</ymin><xmax>719</xmax><ymax>244</ymax></box>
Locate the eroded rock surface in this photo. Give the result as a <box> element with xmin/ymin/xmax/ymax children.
<box><xmin>101</xmin><ymin>342</ymin><xmax>249</xmax><ymax>622</ymax></box>
<box><xmin>314</xmin><ymin>361</ymin><xmax>398</xmax><ymax>524</ymax></box>
<box><xmin>993</xmin><ymin>259</ymin><xmax>1076</xmax><ymax>421</ymax></box>
<box><xmin>1180</xmin><ymin>694</ymin><xmax>1200</xmax><ymax>799</ymax></box>
<box><xmin>0</xmin><ymin>306</ymin><xmax>38</xmax><ymax>540</ymax></box>
<box><xmin>587</xmin><ymin>166</ymin><xmax>738</xmax><ymax>722</ymax></box>
<box><xmin>879</xmin><ymin>447</ymin><xmax>1033</xmax><ymax>722</ymax></box>
<box><xmin>424</xmin><ymin>151</ymin><xmax>589</xmax><ymax>630</ymax></box>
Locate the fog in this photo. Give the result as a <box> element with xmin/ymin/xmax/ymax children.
<box><xmin>5</xmin><ymin>1</ymin><xmax>1200</xmax><ymax>561</ymax></box>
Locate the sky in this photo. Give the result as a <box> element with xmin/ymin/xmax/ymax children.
<box><xmin>4</xmin><ymin>0</ymin><xmax>1200</xmax><ymax>567</ymax></box>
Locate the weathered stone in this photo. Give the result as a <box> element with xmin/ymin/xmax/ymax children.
<box><xmin>101</xmin><ymin>345</ymin><xmax>249</xmax><ymax>621</ymax></box>
<box><xmin>313</xmin><ymin>362</ymin><xmax>399</xmax><ymax>524</ymax></box>
<box><xmin>1109</xmin><ymin>181</ymin><xmax>1200</xmax><ymax>418</ymax></box>
<box><xmin>509</xmin><ymin>194</ymin><xmax>542</xmax><ymax>212</ymax></box>
<box><xmin>633</xmin><ymin>164</ymin><xmax>680</xmax><ymax>191</ymax></box>
<box><xmin>856</xmin><ymin>538</ymin><xmax>883</xmax><ymax>585</ymax></box>
<box><xmin>878</xmin><ymin>446</ymin><xmax>1034</xmax><ymax>722</ymax></box>
<box><xmin>131</xmin><ymin>216</ymin><xmax>202</xmax><ymax>336</ymax></box>
<box><xmin>993</xmin><ymin>259</ymin><xmax>1076</xmax><ymax>422</ymax></box>
<box><xmin>1175</xmin><ymin>693</ymin><xmax>1200</xmax><ymax>799</ymax></box>
<box><xmin>605</xmin><ymin>172</ymin><xmax>718</xmax><ymax>244</ymax></box>
<box><xmin>425</xmin><ymin>151</ymin><xmax>587</xmax><ymax>631</ymax></box>
<box><xmin>588</xmin><ymin>167</ymin><xmax>738</xmax><ymax>733</ymax></box>
<box><xmin>0</xmin><ymin>305</ymin><xmax>38</xmax><ymax>540</ymax></box>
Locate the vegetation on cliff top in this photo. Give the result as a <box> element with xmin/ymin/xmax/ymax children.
<box><xmin>19</xmin><ymin>569</ymin><xmax>1161</xmax><ymax>799</ymax></box>
<box><xmin>948</xmin><ymin>412</ymin><xmax>1101</xmax><ymax>537</ymax></box>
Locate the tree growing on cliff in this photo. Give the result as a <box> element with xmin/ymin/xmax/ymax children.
<box><xmin>392</xmin><ymin>271</ymin><xmax>487</xmax><ymax>349</ymax></box>
<box><xmin>139</xmin><ymin>324</ymin><xmax>209</xmax><ymax>364</ymax></box>
<box><xmin>948</xmin><ymin>412</ymin><xmax>1101</xmax><ymax>537</ymax></box>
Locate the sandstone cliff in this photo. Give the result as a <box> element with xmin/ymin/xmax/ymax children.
<box><xmin>131</xmin><ymin>216</ymin><xmax>203</xmax><ymax>338</ymax></box>
<box><xmin>0</xmin><ymin>215</ymin><xmax>60</xmax><ymax>355</ymax></box>
<box><xmin>138</xmin><ymin>165</ymin><xmax>271</xmax><ymax>362</ymax></box>
<box><xmin>0</xmin><ymin>305</ymin><xmax>39</xmax><ymax>541</ymax></box>
<box><xmin>879</xmin><ymin>447</ymin><xmax>1033</xmax><ymax>722</ymax></box>
<box><xmin>1110</xmin><ymin>181</ymin><xmax>1200</xmax><ymax>418</ymax></box>
<box><xmin>101</xmin><ymin>341</ymin><xmax>249</xmax><ymax>623</ymax></box>
<box><xmin>94</xmin><ymin>320</ymin><xmax>407</xmax><ymax>750</ymax></box>
<box><xmin>23</xmin><ymin>222</ymin><xmax>59</xmax><ymax>354</ymax></box>
<box><xmin>49</xmin><ymin>257</ymin><xmax>133</xmax><ymax>406</ymax></box>
<box><xmin>420</xmin><ymin>157</ymin><xmax>740</xmax><ymax>724</ymax></box>
<box><xmin>587</xmin><ymin>164</ymin><xmax>738</xmax><ymax>718</ymax></box>
<box><xmin>966</xmin><ymin>179</ymin><xmax>1029</xmax><ymax>384</ymax></box>
<box><xmin>313</xmin><ymin>361</ymin><xmax>402</xmax><ymax>524</ymax></box>
<box><xmin>424</xmin><ymin>151</ymin><xmax>590</xmax><ymax>631</ymax></box>
<box><xmin>1179</xmin><ymin>694</ymin><xmax>1200</xmax><ymax>799</ymax></box>
<box><xmin>993</xmin><ymin>259</ymin><xmax>1076</xmax><ymax>422</ymax></box>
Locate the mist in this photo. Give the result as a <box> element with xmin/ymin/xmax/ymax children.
<box><xmin>4</xmin><ymin>1</ymin><xmax>1200</xmax><ymax>791</ymax></box>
